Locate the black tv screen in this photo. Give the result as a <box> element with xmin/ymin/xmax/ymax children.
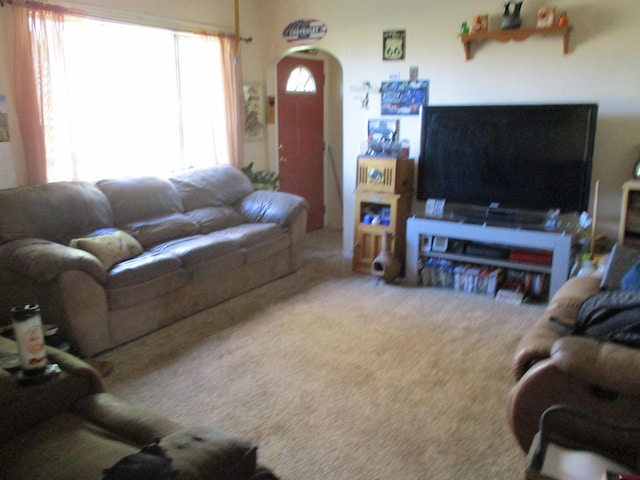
<box><xmin>417</xmin><ymin>104</ymin><xmax>598</xmax><ymax>214</ymax></box>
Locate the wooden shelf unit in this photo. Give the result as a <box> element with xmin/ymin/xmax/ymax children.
<box><xmin>353</xmin><ymin>156</ymin><xmax>414</xmax><ymax>275</ymax></box>
<box><xmin>353</xmin><ymin>191</ymin><xmax>412</xmax><ymax>274</ymax></box>
<box><xmin>459</xmin><ymin>25</ymin><xmax>572</xmax><ymax>60</ymax></box>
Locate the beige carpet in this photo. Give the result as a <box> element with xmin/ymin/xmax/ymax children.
<box><xmin>100</xmin><ymin>228</ymin><xmax>545</xmax><ymax>479</ymax></box>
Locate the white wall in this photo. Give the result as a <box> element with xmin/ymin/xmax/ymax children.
<box><xmin>261</xmin><ymin>0</ymin><xmax>640</xmax><ymax>255</ymax></box>
<box><xmin>1</xmin><ymin>0</ymin><xmax>639</xmax><ymax>257</ymax></box>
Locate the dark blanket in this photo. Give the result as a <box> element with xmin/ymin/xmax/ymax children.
<box><xmin>567</xmin><ymin>290</ymin><xmax>640</xmax><ymax>348</ymax></box>
<box><xmin>101</xmin><ymin>442</ymin><xmax>175</xmax><ymax>480</ymax></box>
<box><xmin>101</xmin><ymin>441</ymin><xmax>280</xmax><ymax>480</ymax></box>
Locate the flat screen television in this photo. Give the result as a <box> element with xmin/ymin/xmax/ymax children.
<box><xmin>417</xmin><ymin>103</ymin><xmax>598</xmax><ymax>224</ymax></box>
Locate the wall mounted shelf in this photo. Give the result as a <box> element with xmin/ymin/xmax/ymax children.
<box><xmin>459</xmin><ymin>25</ymin><xmax>572</xmax><ymax>60</ymax></box>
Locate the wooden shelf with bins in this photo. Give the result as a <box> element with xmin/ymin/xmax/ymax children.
<box><xmin>352</xmin><ymin>156</ymin><xmax>414</xmax><ymax>275</ymax></box>
<box><xmin>459</xmin><ymin>25</ymin><xmax>572</xmax><ymax>60</ymax></box>
<box><xmin>353</xmin><ymin>191</ymin><xmax>412</xmax><ymax>274</ymax></box>
<box><xmin>619</xmin><ymin>180</ymin><xmax>640</xmax><ymax>248</ymax></box>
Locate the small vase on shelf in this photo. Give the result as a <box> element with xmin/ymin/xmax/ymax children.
<box><xmin>372</xmin><ymin>231</ymin><xmax>401</xmax><ymax>283</ymax></box>
<box><xmin>501</xmin><ymin>1</ymin><xmax>523</xmax><ymax>30</ymax></box>
<box><xmin>558</xmin><ymin>11</ymin><xmax>568</xmax><ymax>27</ymax></box>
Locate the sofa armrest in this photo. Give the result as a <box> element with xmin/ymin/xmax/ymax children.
<box><xmin>512</xmin><ymin>275</ymin><xmax>602</xmax><ymax>380</ymax></box>
<box><xmin>0</xmin><ymin>337</ymin><xmax>104</xmax><ymax>443</ymax></box>
<box><xmin>238</xmin><ymin>190</ymin><xmax>309</xmax><ymax>227</ymax></box>
<box><xmin>72</xmin><ymin>393</ymin><xmax>181</xmax><ymax>445</ymax></box>
<box><xmin>76</xmin><ymin>396</ymin><xmax>264</xmax><ymax>479</ymax></box>
<box><xmin>551</xmin><ymin>336</ymin><xmax>640</xmax><ymax>397</ymax></box>
<box><xmin>1</xmin><ymin>238</ymin><xmax>107</xmax><ymax>284</ymax></box>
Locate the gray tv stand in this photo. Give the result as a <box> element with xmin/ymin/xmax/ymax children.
<box><xmin>405</xmin><ymin>215</ymin><xmax>576</xmax><ymax>300</ymax></box>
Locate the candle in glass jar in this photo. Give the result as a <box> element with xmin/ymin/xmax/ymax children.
<box><xmin>11</xmin><ymin>304</ymin><xmax>48</xmax><ymax>375</ymax></box>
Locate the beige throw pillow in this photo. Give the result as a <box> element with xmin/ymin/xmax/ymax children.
<box><xmin>70</xmin><ymin>230</ymin><xmax>143</xmax><ymax>269</ymax></box>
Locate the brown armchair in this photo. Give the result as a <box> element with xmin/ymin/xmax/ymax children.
<box><xmin>525</xmin><ymin>404</ymin><xmax>640</xmax><ymax>479</ymax></box>
<box><xmin>507</xmin><ymin>275</ymin><xmax>640</xmax><ymax>453</ymax></box>
<box><xmin>0</xmin><ymin>336</ymin><xmax>276</xmax><ymax>480</ymax></box>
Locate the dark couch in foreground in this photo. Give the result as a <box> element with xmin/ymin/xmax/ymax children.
<box><xmin>0</xmin><ymin>165</ymin><xmax>308</xmax><ymax>357</ymax></box>
<box><xmin>0</xmin><ymin>336</ymin><xmax>277</xmax><ymax>479</ymax></box>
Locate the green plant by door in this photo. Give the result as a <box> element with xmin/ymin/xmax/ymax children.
<box><xmin>241</xmin><ymin>162</ymin><xmax>281</xmax><ymax>191</ymax></box>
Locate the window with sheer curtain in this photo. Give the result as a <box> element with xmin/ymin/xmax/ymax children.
<box><xmin>17</xmin><ymin>8</ymin><xmax>238</xmax><ymax>183</ymax></box>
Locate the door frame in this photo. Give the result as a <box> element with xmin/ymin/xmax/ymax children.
<box><xmin>266</xmin><ymin>48</ymin><xmax>344</xmax><ymax>231</ymax></box>
<box><xmin>277</xmin><ymin>56</ymin><xmax>325</xmax><ymax>231</ymax></box>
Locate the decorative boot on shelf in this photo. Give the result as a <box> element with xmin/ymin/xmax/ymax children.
<box><xmin>372</xmin><ymin>231</ymin><xmax>401</xmax><ymax>283</ymax></box>
<box><xmin>501</xmin><ymin>1</ymin><xmax>523</xmax><ymax>30</ymax></box>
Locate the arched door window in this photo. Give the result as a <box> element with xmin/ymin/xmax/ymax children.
<box><xmin>285</xmin><ymin>66</ymin><xmax>317</xmax><ymax>93</ymax></box>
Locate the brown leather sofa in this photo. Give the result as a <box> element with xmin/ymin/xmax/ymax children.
<box><xmin>507</xmin><ymin>273</ymin><xmax>640</xmax><ymax>453</ymax></box>
<box><xmin>0</xmin><ymin>165</ymin><xmax>308</xmax><ymax>358</ymax></box>
<box><xmin>0</xmin><ymin>336</ymin><xmax>277</xmax><ymax>479</ymax></box>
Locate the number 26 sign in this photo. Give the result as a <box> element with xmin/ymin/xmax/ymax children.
<box><xmin>383</xmin><ymin>30</ymin><xmax>405</xmax><ymax>61</ymax></box>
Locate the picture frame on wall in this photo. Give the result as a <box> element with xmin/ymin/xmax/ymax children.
<box><xmin>243</xmin><ymin>84</ymin><xmax>265</xmax><ymax>141</ymax></box>
<box><xmin>0</xmin><ymin>95</ymin><xmax>9</xmax><ymax>142</ymax></box>
<box><xmin>472</xmin><ymin>15</ymin><xmax>489</xmax><ymax>33</ymax></box>
<box><xmin>383</xmin><ymin>30</ymin><xmax>405</xmax><ymax>61</ymax></box>
<box><xmin>368</xmin><ymin>118</ymin><xmax>399</xmax><ymax>144</ymax></box>
<box><xmin>536</xmin><ymin>7</ymin><xmax>556</xmax><ymax>28</ymax></box>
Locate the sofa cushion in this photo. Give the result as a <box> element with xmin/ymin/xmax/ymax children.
<box><xmin>0</xmin><ymin>181</ymin><xmax>113</xmax><ymax>246</ymax></box>
<box><xmin>120</xmin><ymin>213</ymin><xmax>198</xmax><ymax>248</ymax></box>
<box><xmin>245</xmin><ymin>235</ymin><xmax>291</xmax><ymax>264</ymax></box>
<box><xmin>107</xmin><ymin>253</ymin><xmax>182</xmax><ymax>289</ymax></box>
<box><xmin>97</xmin><ymin>176</ymin><xmax>185</xmax><ymax>225</ymax></box>
<box><xmin>185</xmin><ymin>206</ymin><xmax>245</xmax><ymax>234</ymax></box>
<box><xmin>170</xmin><ymin>165</ymin><xmax>254</xmax><ymax>210</ymax></box>
<box><xmin>70</xmin><ymin>230</ymin><xmax>144</xmax><ymax>270</ymax></box>
<box><xmin>209</xmin><ymin>223</ymin><xmax>283</xmax><ymax>248</ymax></box>
<box><xmin>148</xmin><ymin>235</ymin><xmax>239</xmax><ymax>266</ymax></box>
<box><xmin>107</xmin><ymin>270</ymin><xmax>189</xmax><ymax>311</ymax></box>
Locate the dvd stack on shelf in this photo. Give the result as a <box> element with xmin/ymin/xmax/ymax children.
<box><xmin>419</xmin><ymin>258</ymin><xmax>505</xmax><ymax>297</ymax></box>
<box><xmin>418</xmin><ymin>257</ymin><xmax>549</xmax><ymax>302</ymax></box>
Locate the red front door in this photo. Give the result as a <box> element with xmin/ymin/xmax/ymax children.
<box><xmin>277</xmin><ymin>56</ymin><xmax>324</xmax><ymax>231</ymax></box>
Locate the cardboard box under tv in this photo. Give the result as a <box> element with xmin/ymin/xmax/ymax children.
<box><xmin>353</xmin><ymin>156</ymin><xmax>414</xmax><ymax>275</ymax></box>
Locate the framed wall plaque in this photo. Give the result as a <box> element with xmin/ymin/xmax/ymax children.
<box><xmin>243</xmin><ymin>84</ymin><xmax>265</xmax><ymax>141</ymax></box>
<box><xmin>383</xmin><ymin>30</ymin><xmax>405</xmax><ymax>61</ymax></box>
